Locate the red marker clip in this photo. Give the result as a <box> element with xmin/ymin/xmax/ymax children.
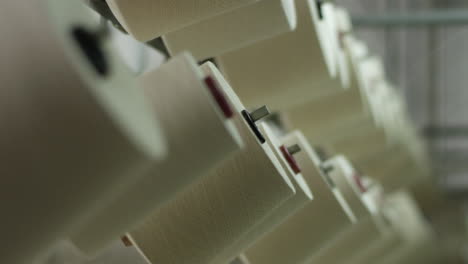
<box><xmin>280</xmin><ymin>145</ymin><xmax>301</xmax><ymax>174</ymax></box>
<box><xmin>204</xmin><ymin>76</ymin><xmax>233</xmax><ymax>119</ymax></box>
<box><xmin>353</xmin><ymin>173</ymin><xmax>367</xmax><ymax>193</ymax></box>
<box><xmin>121</xmin><ymin>235</ymin><xmax>133</xmax><ymax>247</ymax></box>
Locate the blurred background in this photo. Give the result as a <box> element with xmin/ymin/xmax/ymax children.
<box><xmin>338</xmin><ymin>0</ymin><xmax>468</xmax><ymax>190</ymax></box>
<box><xmin>337</xmin><ymin>0</ymin><xmax>468</xmax><ymax>261</ymax></box>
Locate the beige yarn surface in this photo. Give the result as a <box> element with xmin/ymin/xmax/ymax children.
<box><xmin>164</xmin><ymin>0</ymin><xmax>297</xmax><ymax>60</ymax></box>
<box><xmin>71</xmin><ymin>53</ymin><xmax>243</xmax><ymax>255</ymax></box>
<box><xmin>107</xmin><ymin>0</ymin><xmax>259</xmax><ymax>41</ymax></box>
<box><xmin>127</xmin><ymin>61</ymin><xmax>296</xmax><ymax>264</ymax></box>
<box><xmin>218</xmin><ymin>0</ymin><xmax>342</xmax><ymax>111</ymax></box>
<box><xmin>380</xmin><ymin>192</ymin><xmax>438</xmax><ymax>264</ymax></box>
<box><xmin>210</xmin><ymin>124</ymin><xmax>314</xmax><ymax>264</ymax></box>
<box><xmin>245</xmin><ymin>132</ymin><xmax>355</xmax><ymax>264</ymax></box>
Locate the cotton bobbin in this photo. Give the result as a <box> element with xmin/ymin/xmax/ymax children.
<box><xmin>70</xmin><ymin>53</ymin><xmax>243</xmax><ymax>255</ymax></box>
<box><xmin>107</xmin><ymin>0</ymin><xmax>260</xmax><ymax>41</ymax></box>
<box><xmin>126</xmin><ymin>62</ymin><xmax>296</xmax><ymax>264</ymax></box>
<box><xmin>0</xmin><ymin>0</ymin><xmax>165</xmax><ymax>262</ymax></box>
<box><xmin>217</xmin><ymin>0</ymin><xmax>343</xmax><ymax>111</ymax></box>
<box><xmin>163</xmin><ymin>0</ymin><xmax>297</xmax><ymax>60</ymax></box>
<box><xmin>244</xmin><ymin>132</ymin><xmax>356</xmax><ymax>264</ymax></box>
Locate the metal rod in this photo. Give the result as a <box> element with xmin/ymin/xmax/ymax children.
<box><xmin>352</xmin><ymin>9</ymin><xmax>468</xmax><ymax>27</ymax></box>
<box><xmin>287</xmin><ymin>144</ymin><xmax>301</xmax><ymax>155</ymax></box>
<box><xmin>250</xmin><ymin>106</ymin><xmax>271</xmax><ymax>122</ymax></box>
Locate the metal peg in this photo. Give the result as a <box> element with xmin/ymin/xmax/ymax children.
<box><xmin>287</xmin><ymin>144</ymin><xmax>301</xmax><ymax>155</ymax></box>
<box><xmin>250</xmin><ymin>106</ymin><xmax>270</xmax><ymax>122</ymax></box>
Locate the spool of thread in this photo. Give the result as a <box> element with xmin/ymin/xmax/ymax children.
<box><xmin>70</xmin><ymin>53</ymin><xmax>243</xmax><ymax>255</ymax></box>
<box><xmin>311</xmin><ymin>213</ymin><xmax>389</xmax><ymax>264</ymax></box>
<box><xmin>333</xmin><ymin>92</ymin><xmax>397</xmax><ymax>143</ymax></box>
<box><xmin>315</xmin><ymin>1</ymin><xmax>339</xmax><ymax>77</ymax></box>
<box><xmin>163</xmin><ymin>0</ymin><xmax>297</xmax><ymax>60</ymax></box>
<box><xmin>345</xmin><ymin>35</ymin><xmax>372</xmax><ymax>109</ymax></box>
<box><xmin>107</xmin><ymin>0</ymin><xmax>260</xmax><ymax>41</ymax></box>
<box><xmin>327</xmin><ymin>127</ymin><xmax>390</xmax><ymax>162</ymax></box>
<box><xmin>308</xmin><ymin>184</ymin><xmax>389</xmax><ymax>264</ymax></box>
<box><xmin>333</xmin><ymin>6</ymin><xmax>353</xmax><ymax>88</ymax></box>
<box><xmin>389</xmin><ymin>105</ymin><xmax>417</xmax><ymax>148</ymax></box>
<box><xmin>322</xmin><ymin>4</ymin><xmax>347</xmax><ymax>87</ymax></box>
<box><xmin>199</xmin><ymin>63</ymin><xmax>313</xmax><ymax>264</ymax></box>
<box><xmin>355</xmin><ymin>81</ymin><xmax>394</xmax><ymax>128</ymax></box>
<box><xmin>306</xmin><ymin>157</ymin><xmax>384</xmax><ymax>261</ymax></box>
<box><xmin>374</xmin><ymin>84</ymin><xmax>402</xmax><ymax>134</ymax></box>
<box><xmin>217</xmin><ymin>0</ymin><xmax>342</xmax><ymax>111</ymax></box>
<box><xmin>287</xmin><ymin>35</ymin><xmax>380</xmax><ymax>144</ymax></box>
<box><xmin>398</xmin><ymin>124</ymin><xmax>431</xmax><ymax>171</ymax></box>
<box><xmin>322</xmin><ymin>156</ymin><xmax>371</xmax><ymax>220</ymax></box>
<box><xmin>360</xmin><ymin>148</ymin><xmax>420</xmax><ymax>191</ymax></box>
<box><xmin>213</xmin><ymin>123</ymin><xmax>314</xmax><ymax>264</ymax></box>
<box><xmin>368</xmin><ymin>83</ymin><xmax>406</xmax><ymax>142</ymax></box>
<box><xmin>126</xmin><ymin>71</ymin><xmax>296</xmax><ymax>264</ymax></box>
<box><xmin>245</xmin><ymin>131</ymin><xmax>355</xmax><ymax>264</ymax></box>
<box><xmin>350</xmin><ymin>191</ymin><xmax>431</xmax><ymax>264</ymax></box>
<box><xmin>0</xmin><ymin>1</ymin><xmax>166</xmax><ymax>263</ymax></box>
<box><xmin>378</xmin><ymin>92</ymin><xmax>406</xmax><ymax>143</ymax></box>
<box><xmin>379</xmin><ymin>191</ymin><xmax>437</xmax><ymax>264</ymax></box>
<box><xmin>347</xmin><ymin>193</ymin><xmax>406</xmax><ymax>264</ymax></box>
<box><xmin>285</xmin><ymin>36</ymin><xmax>376</xmax><ymax>147</ymax></box>
<box><xmin>285</xmin><ymin>86</ymin><xmax>369</xmax><ymax>144</ymax></box>
<box><xmin>358</xmin><ymin>56</ymin><xmax>387</xmax><ymax>125</ymax></box>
